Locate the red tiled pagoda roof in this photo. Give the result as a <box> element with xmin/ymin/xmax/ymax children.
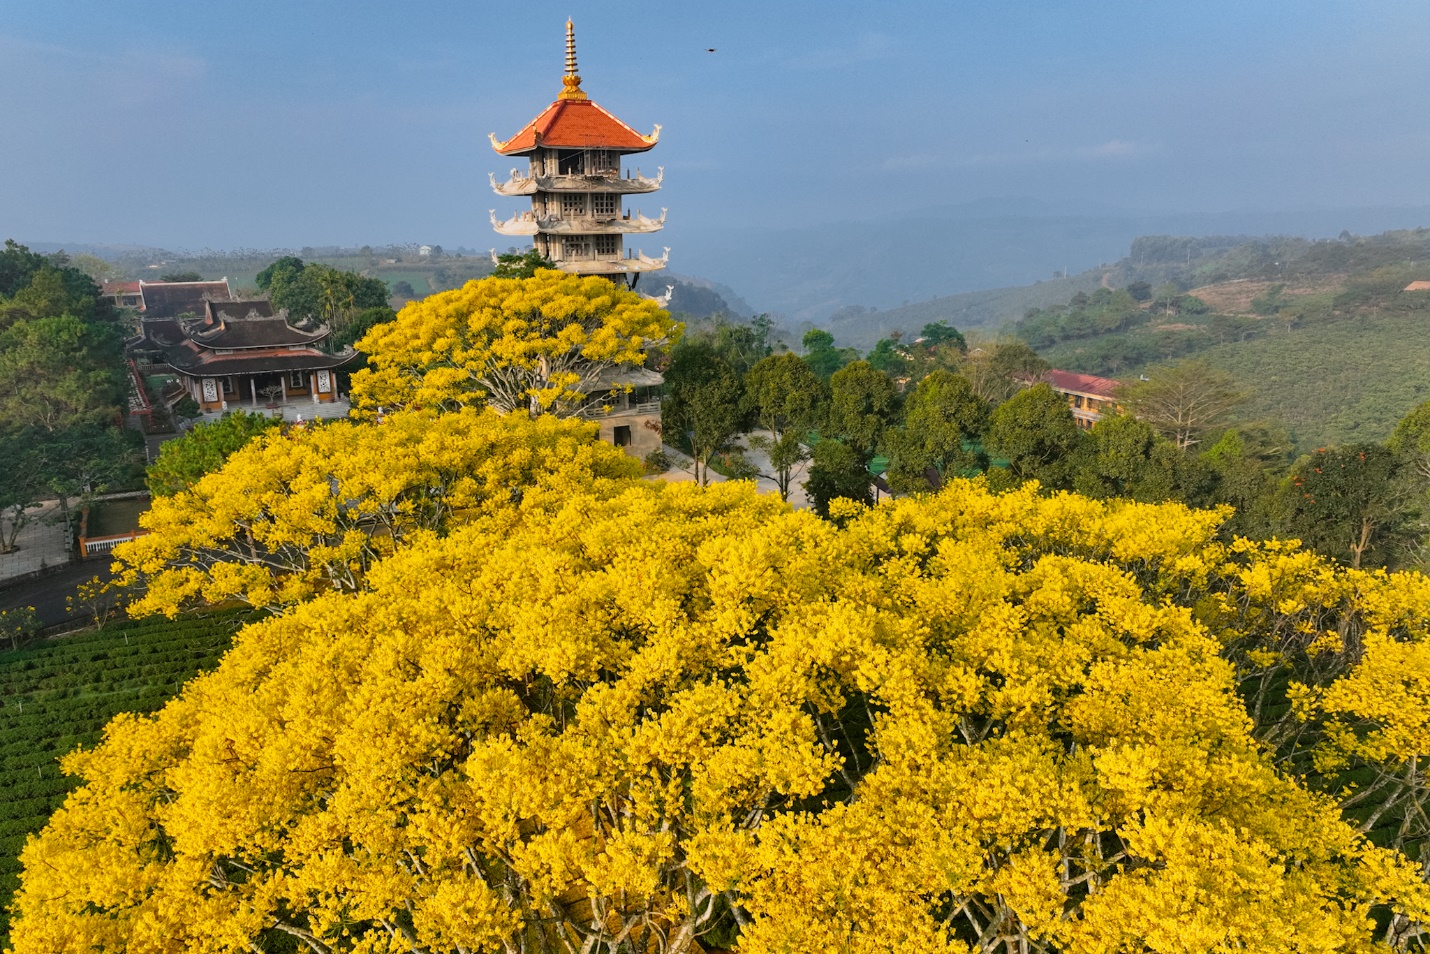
<box><xmin>493</xmin><ymin>98</ymin><xmax>656</xmax><ymax>155</ymax></box>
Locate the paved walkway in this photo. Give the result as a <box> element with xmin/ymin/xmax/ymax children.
<box><xmin>0</xmin><ymin>502</ymin><xmax>72</xmax><ymax>585</ymax></box>
<box><xmin>651</xmin><ymin>436</ymin><xmax>811</xmax><ymax>508</ymax></box>
<box><xmin>194</xmin><ymin>397</ymin><xmax>353</xmax><ymax>426</ymax></box>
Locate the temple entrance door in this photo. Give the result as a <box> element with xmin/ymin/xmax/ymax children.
<box><xmin>255</xmin><ymin>374</ymin><xmax>285</xmax><ymax>407</ymax></box>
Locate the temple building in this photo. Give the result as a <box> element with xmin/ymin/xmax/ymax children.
<box><xmin>103</xmin><ymin>278</ymin><xmax>234</xmax><ymax>318</ymax></box>
<box><xmin>489</xmin><ymin>20</ymin><xmax>668</xmax><ymax>287</ymax></box>
<box><xmin>133</xmin><ymin>299</ymin><xmax>357</xmax><ymax>413</ymax></box>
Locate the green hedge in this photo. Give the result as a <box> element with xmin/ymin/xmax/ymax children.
<box><xmin>0</xmin><ymin>611</ymin><xmax>251</xmax><ymax>945</ymax></box>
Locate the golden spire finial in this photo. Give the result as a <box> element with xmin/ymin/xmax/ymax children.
<box><xmin>559</xmin><ymin>19</ymin><xmax>587</xmax><ymax>100</ymax></box>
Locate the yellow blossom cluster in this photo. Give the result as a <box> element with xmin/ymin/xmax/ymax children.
<box><xmin>113</xmin><ymin>408</ymin><xmax>640</xmax><ymax>616</ymax></box>
<box><xmin>13</xmin><ymin>470</ymin><xmax>1430</xmax><ymax>952</ymax></box>
<box><xmin>349</xmin><ymin>270</ymin><xmax>679</xmax><ymax>416</ymax></box>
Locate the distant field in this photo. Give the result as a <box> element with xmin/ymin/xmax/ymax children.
<box><xmin>123</xmin><ymin>254</ymin><xmax>494</xmax><ymax>300</ymax></box>
<box><xmin>1188</xmin><ymin>276</ymin><xmax>1346</xmax><ymax>314</ymax></box>
<box><xmin>372</xmin><ymin>268</ymin><xmax>436</xmax><ymax>296</ymax></box>
<box><xmin>0</xmin><ymin>611</ymin><xmax>249</xmax><ymax>945</ymax></box>
<box><xmin>1197</xmin><ymin>312</ymin><xmax>1430</xmax><ymax>449</ymax></box>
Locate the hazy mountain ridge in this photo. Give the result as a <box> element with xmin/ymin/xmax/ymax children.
<box><xmin>675</xmin><ymin>201</ymin><xmax>1430</xmax><ymax>335</ymax></box>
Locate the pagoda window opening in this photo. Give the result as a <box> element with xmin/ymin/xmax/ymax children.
<box><xmin>592</xmin><ymin>194</ymin><xmax>618</xmax><ymax>218</ymax></box>
<box><xmin>561</xmin><ymin>193</ymin><xmax>586</xmax><ymax>217</ymax></box>
<box><xmin>590</xmin><ymin>150</ymin><xmax>615</xmax><ymax>174</ymax></box>
<box><xmin>557</xmin><ymin>150</ymin><xmax>585</xmax><ymax>175</ymax></box>
<box><xmin>595</xmin><ymin>234</ymin><xmax>620</xmax><ymax>257</ymax></box>
<box><xmin>562</xmin><ymin>237</ymin><xmax>590</xmax><ymax>260</ymax></box>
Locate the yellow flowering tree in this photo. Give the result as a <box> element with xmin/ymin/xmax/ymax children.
<box><xmin>113</xmin><ymin>408</ymin><xmax>640</xmax><ymax>616</ymax></box>
<box><xmin>350</xmin><ymin>269</ymin><xmax>679</xmax><ymax>416</ymax></box>
<box><xmin>14</xmin><ymin>471</ymin><xmax>1430</xmax><ymax>953</ymax></box>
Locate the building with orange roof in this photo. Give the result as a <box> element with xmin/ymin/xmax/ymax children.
<box><xmin>489</xmin><ymin>20</ymin><xmax>668</xmax><ymax>286</ymax></box>
<box><xmin>1037</xmin><ymin>369</ymin><xmax>1122</xmax><ymax>429</ymax></box>
<box><xmin>1404</xmin><ymin>280</ymin><xmax>1430</xmax><ymax>292</ymax></box>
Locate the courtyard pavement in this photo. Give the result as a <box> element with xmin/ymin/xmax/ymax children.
<box><xmin>194</xmin><ymin>396</ymin><xmax>354</xmax><ymax>426</ymax></box>
<box><xmin>652</xmin><ymin>434</ymin><xmax>811</xmax><ymax>509</ymax></box>
<box><xmin>0</xmin><ymin>501</ymin><xmax>72</xmax><ymax>585</ymax></box>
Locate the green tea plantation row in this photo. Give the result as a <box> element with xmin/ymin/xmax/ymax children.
<box><xmin>0</xmin><ymin>610</ymin><xmax>253</xmax><ymax>945</ymax></box>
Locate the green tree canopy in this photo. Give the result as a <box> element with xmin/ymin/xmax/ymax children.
<box><xmin>919</xmin><ymin>320</ymin><xmax>967</xmax><ymax>353</ymax></box>
<box><xmin>1070</xmin><ymin>413</ymin><xmax>1214</xmax><ymax>506</ymax></box>
<box><xmin>258</xmin><ymin>258</ymin><xmax>392</xmax><ymax>347</ymax></box>
<box><xmin>147</xmin><ymin>411</ymin><xmax>285</xmax><ymax>497</ymax></box>
<box><xmin>827</xmin><ymin>360</ymin><xmax>898</xmax><ymax>461</ymax></box>
<box><xmin>866</xmin><ymin>337</ymin><xmax>907</xmax><ymax>376</ymax></box>
<box><xmin>490</xmin><ymin>248</ymin><xmax>556</xmax><ymax>279</ymax></box>
<box><xmin>805</xmin><ymin>438</ymin><xmax>873</xmax><ymax>517</ymax></box>
<box><xmin>0</xmin><ymin>433</ymin><xmax>49</xmax><ymax>554</ymax></box>
<box><xmin>0</xmin><ymin>239</ymin><xmax>49</xmax><ymax>297</ymax></box>
<box><xmin>985</xmin><ymin>383</ymin><xmax>1084</xmax><ymax>490</ymax></box>
<box><xmin>254</xmin><ymin>256</ymin><xmax>305</xmax><ymax>291</ymax></box>
<box><xmin>744</xmin><ymin>352</ymin><xmax>825</xmax><ymax>499</ymax></box>
<box><xmin>1281</xmin><ymin>444</ymin><xmax>1410</xmax><ymax>569</ymax></box>
<box><xmin>334</xmin><ymin>305</ymin><xmax>397</xmax><ymax>352</ymax></box>
<box><xmin>884</xmin><ymin>369</ymin><xmax>987</xmax><ymax>491</ymax></box>
<box><xmin>0</xmin><ymin>314</ymin><xmax>125</xmax><ymax>432</ymax></box>
<box><xmin>662</xmin><ymin>341</ymin><xmax>745</xmax><ymax>486</ymax></box>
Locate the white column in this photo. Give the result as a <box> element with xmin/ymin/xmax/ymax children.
<box><xmin>251</xmin><ymin>377</ymin><xmax>258</xmax><ymax>408</ymax></box>
<box><xmin>280</xmin><ymin>377</ymin><xmax>287</xmax><ymax>402</ymax></box>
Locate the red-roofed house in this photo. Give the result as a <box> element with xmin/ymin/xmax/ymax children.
<box><xmin>488</xmin><ymin>20</ymin><xmax>668</xmax><ymax>285</ymax></box>
<box><xmin>1039</xmin><ymin>369</ymin><xmax>1122</xmax><ymax>429</ymax></box>
<box><xmin>100</xmin><ymin>281</ymin><xmax>143</xmax><ymax>309</ymax></box>
<box><xmin>1405</xmin><ymin>281</ymin><xmax>1430</xmax><ymax>292</ymax></box>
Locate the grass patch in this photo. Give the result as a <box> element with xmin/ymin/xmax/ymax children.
<box><xmin>84</xmin><ymin>498</ymin><xmax>149</xmax><ymax>537</ymax></box>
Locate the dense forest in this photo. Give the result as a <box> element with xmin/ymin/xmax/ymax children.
<box><xmin>0</xmin><ymin>241</ymin><xmax>139</xmax><ymax>551</ymax></box>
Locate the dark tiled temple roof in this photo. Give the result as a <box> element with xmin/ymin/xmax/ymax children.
<box><xmin>138</xmin><ymin>280</ymin><xmax>233</xmax><ymax>319</ymax></box>
<box><xmin>186</xmin><ymin>302</ymin><xmax>327</xmax><ymax>349</ymax></box>
<box><xmin>204</xmin><ymin>299</ymin><xmax>275</xmax><ymax>322</ymax></box>
<box><xmin>136</xmin><ymin>318</ymin><xmax>187</xmax><ymax>349</ymax></box>
<box><xmin>163</xmin><ymin>341</ymin><xmax>357</xmax><ymax>375</ymax></box>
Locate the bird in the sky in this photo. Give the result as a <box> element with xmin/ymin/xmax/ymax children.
<box><xmin>706</xmin><ymin>48</ymin><xmax>716</xmax><ymax>52</ymax></box>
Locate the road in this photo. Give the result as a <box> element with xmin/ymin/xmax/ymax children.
<box><xmin>0</xmin><ymin>560</ymin><xmax>117</xmax><ymax>628</ymax></box>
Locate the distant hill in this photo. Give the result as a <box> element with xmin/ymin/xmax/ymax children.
<box><xmin>661</xmin><ymin>273</ymin><xmax>754</xmax><ymax>319</ymax></box>
<box><xmin>674</xmin><ymin>201</ymin><xmax>1430</xmax><ymax>329</ymax></box>
<box><xmin>823</xmin><ymin>272</ymin><xmax>1108</xmax><ymax>349</ymax></box>
<box><xmin>999</xmin><ymin>228</ymin><xmax>1430</xmax><ymax>450</ymax></box>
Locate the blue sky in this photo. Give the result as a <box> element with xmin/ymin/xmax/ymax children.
<box><xmin>3</xmin><ymin>0</ymin><xmax>1429</xmax><ymax>255</ymax></box>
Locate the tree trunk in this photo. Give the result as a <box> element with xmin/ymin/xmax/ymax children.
<box><xmin>1350</xmin><ymin>516</ymin><xmax>1375</xmax><ymax>569</ymax></box>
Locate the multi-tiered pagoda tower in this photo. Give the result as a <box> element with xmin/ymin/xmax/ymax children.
<box><xmin>489</xmin><ymin>21</ymin><xmax>668</xmax><ymax>288</ymax></box>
